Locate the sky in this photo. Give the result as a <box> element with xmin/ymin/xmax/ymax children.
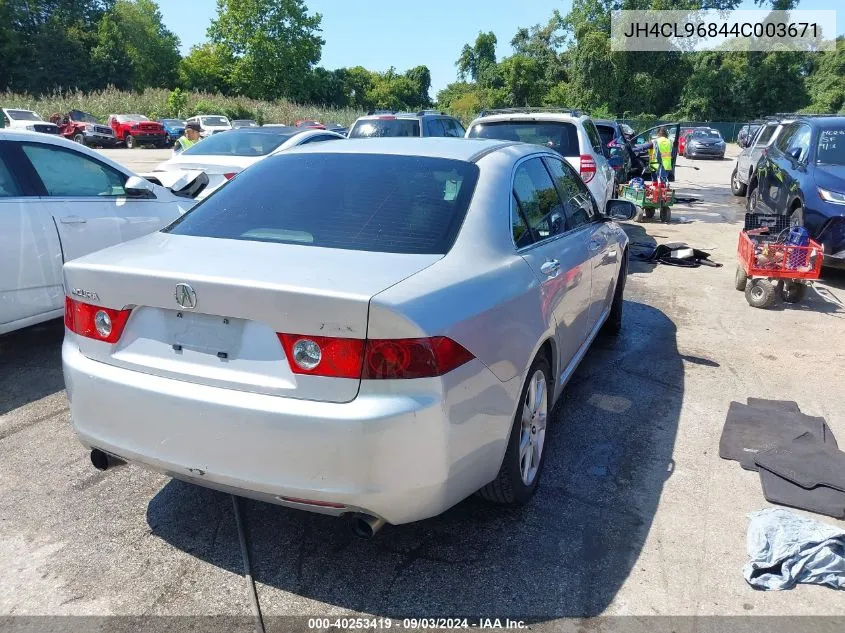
<box><xmin>156</xmin><ymin>0</ymin><xmax>843</xmax><ymax>98</ymax></box>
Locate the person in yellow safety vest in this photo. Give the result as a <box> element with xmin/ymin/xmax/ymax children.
<box><xmin>173</xmin><ymin>121</ymin><xmax>201</xmax><ymax>155</ymax></box>
<box><xmin>633</xmin><ymin>127</ymin><xmax>674</xmax><ymax>181</ymax></box>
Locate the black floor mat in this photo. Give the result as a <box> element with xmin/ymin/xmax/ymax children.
<box><xmin>718</xmin><ymin>401</ymin><xmax>837</xmax><ymax>471</ymax></box>
<box><xmin>755</xmin><ymin>432</ymin><xmax>845</xmax><ymax>492</ymax></box>
<box><xmin>745</xmin><ymin>398</ymin><xmax>801</xmax><ymax>413</ymax></box>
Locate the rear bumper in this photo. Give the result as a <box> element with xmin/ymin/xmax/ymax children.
<box><xmin>62</xmin><ymin>337</ymin><xmax>516</xmax><ymax>524</ymax></box>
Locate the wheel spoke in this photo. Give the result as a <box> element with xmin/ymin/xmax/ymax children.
<box><xmin>519</xmin><ymin>431</ymin><xmax>530</xmax><ymax>462</ymax></box>
<box><xmin>532</xmin><ymin>376</ymin><xmax>545</xmax><ymax>415</ymax></box>
<box><xmin>521</xmin><ymin>437</ymin><xmax>532</xmax><ymax>481</ymax></box>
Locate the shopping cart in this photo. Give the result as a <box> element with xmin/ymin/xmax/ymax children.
<box><xmin>735</xmin><ymin>214</ymin><xmax>822</xmax><ymax>309</ymax></box>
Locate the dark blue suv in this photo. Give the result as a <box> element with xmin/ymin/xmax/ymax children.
<box><xmin>747</xmin><ymin>115</ymin><xmax>845</xmax><ymax>267</ymax></box>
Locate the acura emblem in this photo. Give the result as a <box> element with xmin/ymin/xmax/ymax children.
<box><xmin>174</xmin><ymin>283</ymin><xmax>197</xmax><ymax>309</ymax></box>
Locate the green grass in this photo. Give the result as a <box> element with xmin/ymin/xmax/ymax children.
<box><xmin>0</xmin><ymin>87</ymin><xmax>363</xmax><ymax>126</ymax></box>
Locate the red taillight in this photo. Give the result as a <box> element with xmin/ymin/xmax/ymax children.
<box><xmin>223</xmin><ymin>172</ymin><xmax>237</xmax><ymax>180</ymax></box>
<box><xmin>580</xmin><ymin>154</ymin><xmax>596</xmax><ymax>183</ymax></box>
<box><xmin>277</xmin><ymin>334</ymin><xmax>365</xmax><ymax>379</ymax></box>
<box><xmin>64</xmin><ymin>297</ymin><xmax>131</xmax><ymax>344</ymax></box>
<box><xmin>363</xmin><ymin>337</ymin><xmax>473</xmax><ymax>379</ymax></box>
<box><xmin>277</xmin><ymin>334</ymin><xmax>474</xmax><ymax>379</ymax></box>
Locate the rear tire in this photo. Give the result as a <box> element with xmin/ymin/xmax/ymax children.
<box><xmin>478</xmin><ymin>355</ymin><xmax>552</xmax><ymax>505</ymax></box>
<box><xmin>602</xmin><ymin>251</ymin><xmax>627</xmax><ymax>335</ymax></box>
<box><xmin>731</xmin><ymin>167</ymin><xmax>747</xmax><ymax>196</ymax></box>
<box><xmin>745</xmin><ymin>279</ymin><xmax>777</xmax><ymax>309</ymax></box>
<box><xmin>735</xmin><ymin>266</ymin><xmax>748</xmax><ymax>291</ymax></box>
<box><xmin>747</xmin><ymin>186</ymin><xmax>761</xmax><ymax>214</ymax></box>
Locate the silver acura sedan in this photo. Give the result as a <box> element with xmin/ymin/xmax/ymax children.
<box><xmin>62</xmin><ymin>138</ymin><xmax>635</xmax><ymax>532</ymax></box>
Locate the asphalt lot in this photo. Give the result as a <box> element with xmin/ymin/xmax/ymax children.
<box><xmin>2</xmin><ymin>145</ymin><xmax>845</xmax><ymax>629</ymax></box>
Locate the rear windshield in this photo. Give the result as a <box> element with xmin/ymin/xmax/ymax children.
<box><xmin>201</xmin><ymin>116</ymin><xmax>230</xmax><ymax>126</ymax></box>
<box><xmin>349</xmin><ymin>118</ymin><xmax>421</xmax><ymax>138</ymax></box>
<box><xmin>817</xmin><ymin>127</ymin><xmax>845</xmax><ymax>165</ymax></box>
<box><xmin>181</xmin><ymin>131</ymin><xmax>294</xmax><ymax>156</ymax></box>
<box><xmin>165</xmin><ymin>154</ymin><xmax>480</xmax><ymax>254</ymax></box>
<box><xmin>467</xmin><ymin>121</ymin><xmax>580</xmax><ymax>157</ymax></box>
<box><xmin>692</xmin><ymin>129</ymin><xmax>722</xmax><ymax>139</ymax></box>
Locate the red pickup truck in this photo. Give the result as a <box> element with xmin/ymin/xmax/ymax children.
<box><xmin>108</xmin><ymin>114</ymin><xmax>168</xmax><ymax>149</ymax></box>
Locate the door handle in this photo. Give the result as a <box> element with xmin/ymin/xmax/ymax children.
<box><xmin>540</xmin><ymin>260</ymin><xmax>560</xmax><ymax>276</ymax></box>
<box><xmin>60</xmin><ymin>216</ymin><xmax>87</xmax><ymax>224</ymax></box>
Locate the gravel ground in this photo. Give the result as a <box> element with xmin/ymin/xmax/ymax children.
<box><xmin>2</xmin><ymin>145</ymin><xmax>844</xmax><ymax>631</ymax></box>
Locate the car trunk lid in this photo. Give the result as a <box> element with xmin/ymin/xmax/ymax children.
<box><xmin>63</xmin><ymin>232</ymin><xmax>440</xmax><ymax>403</ymax></box>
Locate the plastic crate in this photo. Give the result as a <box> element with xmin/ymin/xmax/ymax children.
<box><xmin>743</xmin><ymin>213</ymin><xmax>790</xmax><ymax>234</ymax></box>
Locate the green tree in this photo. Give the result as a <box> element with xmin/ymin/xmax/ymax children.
<box><xmin>3</xmin><ymin>0</ymin><xmax>114</xmax><ymax>93</ymax></box>
<box><xmin>404</xmin><ymin>65</ymin><xmax>433</xmax><ymax>108</ymax></box>
<box><xmin>209</xmin><ymin>0</ymin><xmax>324</xmax><ymax>101</ymax></box>
<box><xmin>457</xmin><ymin>31</ymin><xmax>497</xmax><ymax>82</ymax></box>
<box><xmin>89</xmin><ymin>0</ymin><xmax>180</xmax><ymax>91</ymax></box>
<box><xmin>179</xmin><ymin>43</ymin><xmax>233</xmax><ymax>93</ymax></box>
<box><xmin>804</xmin><ymin>37</ymin><xmax>845</xmax><ymax>113</ymax></box>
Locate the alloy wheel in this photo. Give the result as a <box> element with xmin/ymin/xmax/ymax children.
<box><xmin>519</xmin><ymin>369</ymin><xmax>548</xmax><ymax>486</ymax></box>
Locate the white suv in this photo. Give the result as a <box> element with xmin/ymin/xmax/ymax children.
<box><xmin>465</xmin><ymin>109</ymin><xmax>616</xmax><ymax>211</ymax></box>
<box><xmin>185</xmin><ymin>114</ymin><xmax>232</xmax><ymax>137</ymax></box>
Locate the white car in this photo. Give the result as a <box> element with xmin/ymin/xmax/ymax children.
<box><xmin>465</xmin><ymin>109</ymin><xmax>617</xmax><ymax>212</ymax></box>
<box><xmin>185</xmin><ymin>114</ymin><xmax>232</xmax><ymax>137</ymax></box>
<box><xmin>154</xmin><ymin>126</ymin><xmax>345</xmax><ymax>199</ymax></box>
<box><xmin>0</xmin><ymin>130</ymin><xmax>206</xmax><ymax>335</ymax></box>
<box><xmin>1</xmin><ymin>108</ymin><xmax>59</xmax><ymax>134</ymax></box>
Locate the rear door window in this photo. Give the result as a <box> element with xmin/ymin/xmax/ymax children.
<box><xmin>511</xmin><ymin>193</ymin><xmax>532</xmax><ymax>248</ymax></box>
<box><xmin>426</xmin><ymin>118</ymin><xmax>446</xmax><ymax>136</ymax></box>
<box><xmin>468</xmin><ymin>121</ymin><xmax>580</xmax><ymax>157</ymax></box>
<box><xmin>166</xmin><ymin>153</ymin><xmax>479</xmax><ymax>255</ymax></box>
<box><xmin>544</xmin><ymin>156</ymin><xmax>596</xmax><ymax>229</ymax></box>
<box><xmin>584</xmin><ymin>120</ymin><xmax>604</xmax><ymax>155</ymax></box>
<box><xmin>512</xmin><ymin>158</ymin><xmax>565</xmax><ymax>241</ymax></box>
<box><xmin>443</xmin><ymin>118</ymin><xmax>465</xmax><ymax>137</ymax></box>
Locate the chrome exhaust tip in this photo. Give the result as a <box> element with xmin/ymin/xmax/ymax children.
<box><xmin>352</xmin><ymin>514</ymin><xmax>386</xmax><ymax>539</ymax></box>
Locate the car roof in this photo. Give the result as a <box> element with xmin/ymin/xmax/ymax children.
<box><xmin>281</xmin><ymin>137</ymin><xmax>531</xmax><ymax>162</ymax></box>
<box><xmin>468</xmin><ymin>112</ymin><xmax>586</xmax><ymax>125</ymax></box>
<box><xmin>799</xmin><ymin>115</ymin><xmax>845</xmax><ymax>126</ymax></box>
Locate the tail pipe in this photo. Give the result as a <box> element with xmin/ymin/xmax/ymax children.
<box><xmin>90</xmin><ymin>449</ymin><xmax>126</xmax><ymax>471</ymax></box>
<box><xmin>352</xmin><ymin>514</ymin><xmax>386</xmax><ymax>539</ymax></box>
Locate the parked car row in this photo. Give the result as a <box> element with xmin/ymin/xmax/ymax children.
<box><xmin>734</xmin><ymin>114</ymin><xmax>845</xmax><ymax>268</ymax></box>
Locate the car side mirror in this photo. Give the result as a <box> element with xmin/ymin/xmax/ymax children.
<box><xmin>604</xmin><ymin>199</ymin><xmax>637</xmax><ymax>221</ymax></box>
<box><xmin>787</xmin><ymin>147</ymin><xmax>802</xmax><ymax>161</ymax></box>
<box><xmin>125</xmin><ymin>175</ymin><xmax>157</xmax><ymax>199</ymax></box>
